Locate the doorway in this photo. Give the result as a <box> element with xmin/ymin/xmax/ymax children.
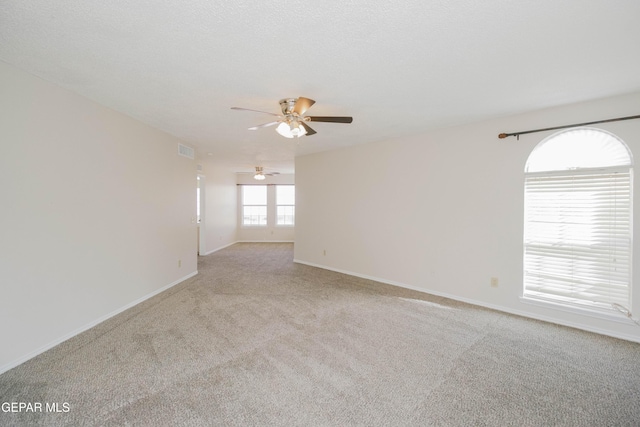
<box><xmin>197</xmin><ymin>175</ymin><xmax>206</xmax><ymax>255</ymax></box>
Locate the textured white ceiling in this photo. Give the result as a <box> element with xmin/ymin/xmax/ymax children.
<box><xmin>2</xmin><ymin>1</ymin><xmax>640</xmax><ymax>174</ymax></box>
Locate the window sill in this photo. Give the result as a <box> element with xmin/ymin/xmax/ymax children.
<box><xmin>519</xmin><ymin>296</ymin><xmax>632</xmax><ymax>325</ymax></box>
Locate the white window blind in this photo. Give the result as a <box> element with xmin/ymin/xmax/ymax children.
<box><xmin>276</xmin><ymin>185</ymin><xmax>295</xmax><ymax>225</ymax></box>
<box><xmin>524</xmin><ymin>170</ymin><xmax>631</xmax><ymax>310</ymax></box>
<box><xmin>523</xmin><ymin>128</ymin><xmax>633</xmax><ymax>313</ymax></box>
<box><xmin>242</xmin><ymin>185</ymin><xmax>267</xmax><ymax>226</ymax></box>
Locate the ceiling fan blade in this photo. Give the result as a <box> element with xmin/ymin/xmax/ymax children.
<box><xmin>231</xmin><ymin>107</ymin><xmax>281</xmax><ymax>117</ymax></box>
<box><xmin>300</xmin><ymin>121</ymin><xmax>317</xmax><ymax>136</ymax></box>
<box><xmin>293</xmin><ymin>97</ymin><xmax>316</xmax><ymax>115</ymax></box>
<box><xmin>307</xmin><ymin>116</ymin><xmax>353</xmax><ymax>124</ymax></box>
<box><xmin>248</xmin><ymin>121</ymin><xmax>281</xmax><ymax>130</ymax></box>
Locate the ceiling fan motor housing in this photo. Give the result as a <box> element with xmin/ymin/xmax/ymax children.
<box><xmin>279</xmin><ymin>98</ymin><xmax>298</xmax><ymax>116</ymax></box>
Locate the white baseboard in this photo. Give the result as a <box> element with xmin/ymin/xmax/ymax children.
<box><xmin>200</xmin><ymin>241</ymin><xmax>294</xmax><ymax>256</ymax></box>
<box><xmin>0</xmin><ymin>270</ymin><xmax>198</xmax><ymax>375</ymax></box>
<box><xmin>201</xmin><ymin>241</ymin><xmax>238</xmax><ymax>256</ymax></box>
<box><xmin>237</xmin><ymin>240</ymin><xmax>294</xmax><ymax>243</ymax></box>
<box><xmin>293</xmin><ymin>259</ymin><xmax>640</xmax><ymax>344</ymax></box>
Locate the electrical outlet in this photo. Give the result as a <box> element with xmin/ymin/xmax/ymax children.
<box><xmin>178</xmin><ymin>259</ymin><xmax>182</xmax><ymax>268</ymax></box>
<box><xmin>323</xmin><ymin>249</ymin><xmax>326</xmax><ymax>256</ymax></box>
<box><xmin>490</xmin><ymin>277</ymin><xmax>499</xmax><ymax>288</ymax></box>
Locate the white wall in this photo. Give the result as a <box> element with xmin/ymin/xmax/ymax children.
<box><xmin>294</xmin><ymin>91</ymin><xmax>640</xmax><ymax>342</ymax></box>
<box><xmin>0</xmin><ymin>61</ymin><xmax>198</xmax><ymax>373</ymax></box>
<box><xmin>199</xmin><ymin>166</ymin><xmax>237</xmax><ymax>255</ymax></box>
<box><xmin>237</xmin><ymin>174</ymin><xmax>295</xmax><ymax>242</ymax></box>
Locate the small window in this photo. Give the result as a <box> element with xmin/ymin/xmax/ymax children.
<box><xmin>276</xmin><ymin>185</ymin><xmax>295</xmax><ymax>225</ymax></box>
<box><xmin>523</xmin><ymin>128</ymin><xmax>633</xmax><ymax>314</ymax></box>
<box><xmin>242</xmin><ymin>185</ymin><xmax>267</xmax><ymax>226</ymax></box>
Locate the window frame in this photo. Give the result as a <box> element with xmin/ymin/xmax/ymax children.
<box><xmin>241</xmin><ymin>185</ymin><xmax>268</xmax><ymax>227</ymax></box>
<box><xmin>522</xmin><ymin>127</ymin><xmax>633</xmax><ymax>317</ymax></box>
<box><xmin>275</xmin><ymin>185</ymin><xmax>295</xmax><ymax>226</ymax></box>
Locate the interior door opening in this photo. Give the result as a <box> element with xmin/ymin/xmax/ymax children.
<box><xmin>197</xmin><ymin>175</ymin><xmax>206</xmax><ymax>255</ymax></box>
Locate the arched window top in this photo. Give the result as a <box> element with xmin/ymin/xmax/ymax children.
<box><xmin>525</xmin><ymin>127</ymin><xmax>632</xmax><ymax>173</ymax></box>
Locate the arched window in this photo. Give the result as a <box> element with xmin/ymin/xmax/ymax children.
<box><xmin>523</xmin><ymin>127</ymin><xmax>633</xmax><ymax>313</ymax></box>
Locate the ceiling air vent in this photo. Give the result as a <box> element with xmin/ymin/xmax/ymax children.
<box><xmin>178</xmin><ymin>143</ymin><xmax>194</xmax><ymax>159</ymax></box>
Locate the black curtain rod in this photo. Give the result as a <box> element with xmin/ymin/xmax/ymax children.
<box><xmin>498</xmin><ymin>114</ymin><xmax>640</xmax><ymax>140</ymax></box>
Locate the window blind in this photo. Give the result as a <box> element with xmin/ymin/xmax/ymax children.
<box><xmin>242</xmin><ymin>185</ymin><xmax>267</xmax><ymax>226</ymax></box>
<box><xmin>523</xmin><ymin>169</ymin><xmax>632</xmax><ymax>311</ymax></box>
<box><xmin>276</xmin><ymin>185</ymin><xmax>295</xmax><ymax>225</ymax></box>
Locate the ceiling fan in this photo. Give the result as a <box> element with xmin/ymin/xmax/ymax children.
<box><xmin>231</xmin><ymin>97</ymin><xmax>353</xmax><ymax>138</ymax></box>
<box><xmin>243</xmin><ymin>166</ymin><xmax>280</xmax><ymax>181</ymax></box>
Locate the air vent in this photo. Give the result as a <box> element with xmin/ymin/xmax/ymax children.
<box><xmin>178</xmin><ymin>143</ymin><xmax>194</xmax><ymax>159</ymax></box>
<box><xmin>196</xmin><ymin>164</ymin><xmax>203</xmax><ymax>172</ymax></box>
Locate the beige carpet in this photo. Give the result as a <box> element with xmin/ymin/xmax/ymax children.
<box><xmin>1</xmin><ymin>242</ymin><xmax>640</xmax><ymax>426</ymax></box>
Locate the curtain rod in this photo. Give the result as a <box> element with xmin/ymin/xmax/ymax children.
<box><xmin>498</xmin><ymin>114</ymin><xmax>640</xmax><ymax>140</ymax></box>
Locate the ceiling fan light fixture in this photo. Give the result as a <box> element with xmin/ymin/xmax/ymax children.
<box><xmin>253</xmin><ymin>166</ymin><xmax>268</xmax><ymax>180</ymax></box>
<box><xmin>275</xmin><ymin>122</ymin><xmax>294</xmax><ymax>138</ymax></box>
<box><xmin>290</xmin><ymin>121</ymin><xmax>307</xmax><ymax>137</ymax></box>
<box><xmin>275</xmin><ymin>121</ymin><xmax>306</xmax><ymax>138</ymax></box>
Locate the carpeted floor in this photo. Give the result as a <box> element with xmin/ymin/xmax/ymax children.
<box><xmin>1</xmin><ymin>242</ymin><xmax>639</xmax><ymax>426</ymax></box>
